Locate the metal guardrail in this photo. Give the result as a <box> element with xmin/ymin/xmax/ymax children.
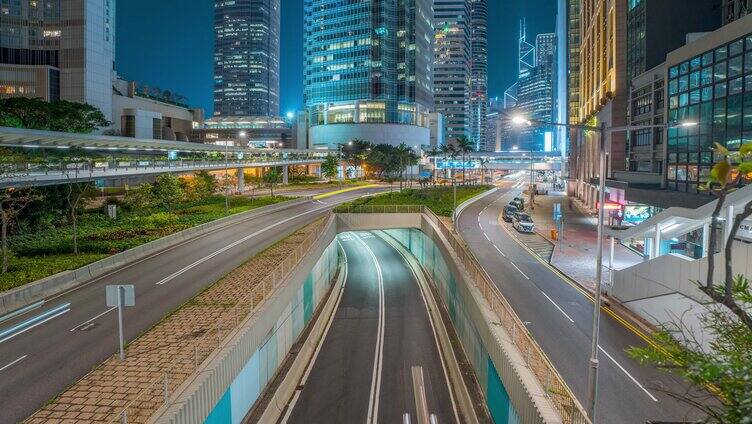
<box><xmin>333</xmin><ymin>204</ymin><xmax>425</xmax><ymax>214</ymax></box>
<box><xmin>339</xmin><ymin>205</ymin><xmax>590</xmax><ymax>424</ymax></box>
<box><xmin>106</xmin><ymin>217</ymin><xmax>330</xmax><ymax>424</ymax></box>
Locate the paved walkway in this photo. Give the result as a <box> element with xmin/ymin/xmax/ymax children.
<box><xmin>527</xmin><ymin>191</ymin><xmax>643</xmax><ymax>292</ymax></box>
<box><xmin>24</xmin><ymin>219</ymin><xmax>326</xmax><ymax>424</ymax></box>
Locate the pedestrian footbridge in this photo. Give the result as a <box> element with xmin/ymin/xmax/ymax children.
<box><xmin>0</xmin><ymin>127</ymin><xmax>328</xmax><ymax>188</ymax></box>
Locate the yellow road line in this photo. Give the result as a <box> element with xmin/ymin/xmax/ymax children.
<box><xmin>312</xmin><ymin>184</ymin><xmax>379</xmax><ymax>200</ymax></box>
<box><xmin>492</xmin><ymin>196</ymin><xmax>667</xmax><ymax>353</ymax></box>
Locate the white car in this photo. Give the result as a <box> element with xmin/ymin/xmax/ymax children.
<box><xmin>512</xmin><ymin>212</ymin><xmax>535</xmax><ymax>233</ymax></box>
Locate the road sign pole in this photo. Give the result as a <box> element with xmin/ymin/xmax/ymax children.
<box><xmin>118</xmin><ymin>286</ymin><xmax>125</xmax><ymax>361</ymax></box>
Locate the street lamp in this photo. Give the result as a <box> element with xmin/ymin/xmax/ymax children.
<box><xmin>509</xmin><ymin>114</ymin><xmax>697</xmax><ymax>421</ymax></box>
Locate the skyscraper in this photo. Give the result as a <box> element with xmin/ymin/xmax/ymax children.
<box><xmin>303</xmin><ymin>0</ymin><xmax>433</xmax><ymax>149</ymax></box>
<box><xmin>469</xmin><ymin>0</ymin><xmax>488</xmax><ymax>150</ymax></box>
<box><xmin>434</xmin><ymin>0</ymin><xmax>471</xmax><ymax>143</ymax></box>
<box><xmin>0</xmin><ymin>0</ymin><xmax>116</xmax><ymax>120</ymax></box>
<box><xmin>213</xmin><ymin>0</ymin><xmax>280</xmax><ymax>117</ymax></box>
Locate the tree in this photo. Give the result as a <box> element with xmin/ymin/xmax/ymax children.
<box><xmin>0</xmin><ymin>98</ymin><xmax>110</xmax><ymax>133</ymax></box>
<box><xmin>343</xmin><ymin>139</ymin><xmax>372</xmax><ymax>179</ymax></box>
<box><xmin>66</xmin><ymin>182</ymin><xmax>97</xmax><ymax>255</ymax></box>
<box><xmin>190</xmin><ymin>171</ymin><xmax>217</xmax><ymax>201</ymax></box>
<box><xmin>321</xmin><ymin>154</ymin><xmax>340</xmax><ymax>183</ymax></box>
<box><xmin>455</xmin><ymin>135</ymin><xmax>474</xmax><ymax>184</ymax></box>
<box><xmin>263</xmin><ymin>167</ymin><xmax>282</xmax><ymax>197</ymax></box>
<box><xmin>424</xmin><ymin>146</ymin><xmax>442</xmax><ymax>185</ymax></box>
<box><xmin>0</xmin><ymin>188</ymin><xmax>39</xmax><ymax>273</ymax></box>
<box><xmin>152</xmin><ymin>174</ymin><xmax>185</xmax><ymax>209</ymax></box>
<box><xmin>123</xmin><ymin>183</ymin><xmax>154</xmax><ymax>211</ymax></box>
<box><xmin>628</xmin><ymin>142</ymin><xmax>752</xmax><ymax>422</ymax></box>
<box><xmin>441</xmin><ymin>143</ymin><xmax>459</xmax><ymax>184</ymax></box>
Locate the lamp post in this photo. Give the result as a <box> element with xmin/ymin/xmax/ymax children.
<box><xmin>510</xmin><ymin>114</ymin><xmax>697</xmax><ymax>421</ymax></box>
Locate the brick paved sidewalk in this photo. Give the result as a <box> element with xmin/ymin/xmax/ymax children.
<box><xmin>527</xmin><ymin>191</ymin><xmax>643</xmax><ymax>292</ymax></box>
<box><xmin>25</xmin><ymin>219</ymin><xmax>326</xmax><ymax>424</ymax></box>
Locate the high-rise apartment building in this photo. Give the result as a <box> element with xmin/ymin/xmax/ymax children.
<box><xmin>303</xmin><ymin>0</ymin><xmax>433</xmax><ymax>149</ymax></box>
<box><xmin>213</xmin><ymin>0</ymin><xmax>280</xmax><ymax>117</ymax></box>
<box><xmin>566</xmin><ymin>0</ymin><xmax>581</xmax><ymax>128</ymax></box>
<box><xmin>569</xmin><ymin>0</ymin><xmax>628</xmax><ymax>208</ymax></box>
<box><xmin>434</xmin><ymin>0</ymin><xmax>471</xmax><ymax>144</ymax></box>
<box><xmin>469</xmin><ymin>0</ymin><xmax>488</xmax><ymax>151</ymax></box>
<box><xmin>722</xmin><ymin>0</ymin><xmax>751</xmax><ymax>24</ymax></box>
<box><xmin>0</xmin><ymin>0</ymin><xmax>116</xmax><ymax>120</ymax></box>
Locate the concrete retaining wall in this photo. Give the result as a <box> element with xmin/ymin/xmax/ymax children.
<box><xmin>0</xmin><ymin>198</ymin><xmax>310</xmax><ymax>316</ymax></box>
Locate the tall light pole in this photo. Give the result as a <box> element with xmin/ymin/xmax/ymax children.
<box><xmin>510</xmin><ymin>114</ymin><xmax>697</xmax><ymax>421</ymax></box>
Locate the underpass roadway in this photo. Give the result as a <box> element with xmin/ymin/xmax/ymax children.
<box><xmin>283</xmin><ymin>231</ymin><xmax>459</xmax><ymax>424</ymax></box>
<box><xmin>458</xmin><ymin>175</ymin><xmax>698</xmax><ymax>424</ymax></box>
<box><xmin>0</xmin><ymin>186</ymin><xmax>387</xmax><ymax>424</ymax></box>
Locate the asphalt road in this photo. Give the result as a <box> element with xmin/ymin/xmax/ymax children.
<box><xmin>285</xmin><ymin>231</ymin><xmax>457</xmax><ymax>424</ymax></box>
<box><xmin>0</xmin><ymin>187</ymin><xmax>387</xmax><ymax>424</ymax></box>
<box><xmin>458</xmin><ymin>175</ymin><xmax>697</xmax><ymax>424</ymax></box>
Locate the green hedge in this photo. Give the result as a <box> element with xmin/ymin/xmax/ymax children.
<box><xmin>2</xmin><ymin>194</ymin><xmax>293</xmax><ymax>291</ymax></box>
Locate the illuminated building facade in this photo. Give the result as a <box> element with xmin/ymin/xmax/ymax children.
<box><xmin>213</xmin><ymin>0</ymin><xmax>280</xmax><ymax>117</ymax></box>
<box><xmin>568</xmin><ymin>0</ymin><xmax>628</xmax><ymax>208</ymax></box>
<box><xmin>433</xmin><ymin>0</ymin><xmax>471</xmax><ymax>143</ymax></box>
<box><xmin>304</xmin><ymin>0</ymin><xmax>433</xmax><ymax>149</ymax></box>
<box><xmin>0</xmin><ymin>0</ymin><xmax>116</xmax><ymax>120</ymax></box>
<box><xmin>722</xmin><ymin>0</ymin><xmax>751</xmax><ymax>25</ymax></box>
<box><xmin>469</xmin><ymin>0</ymin><xmax>488</xmax><ymax>150</ymax></box>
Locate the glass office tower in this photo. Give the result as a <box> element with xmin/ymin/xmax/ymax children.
<box><xmin>214</xmin><ymin>0</ymin><xmax>281</xmax><ymax>117</ymax></box>
<box><xmin>304</xmin><ymin>0</ymin><xmax>433</xmax><ymax>148</ymax></box>
<box><xmin>469</xmin><ymin>0</ymin><xmax>488</xmax><ymax>150</ymax></box>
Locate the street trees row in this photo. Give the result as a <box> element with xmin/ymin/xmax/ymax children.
<box><xmin>0</xmin><ymin>97</ymin><xmax>110</xmax><ymax>133</ymax></box>
<box><xmin>320</xmin><ymin>140</ymin><xmax>420</xmax><ymax>185</ymax></box>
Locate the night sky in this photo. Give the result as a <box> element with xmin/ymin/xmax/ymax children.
<box><xmin>116</xmin><ymin>0</ymin><xmax>556</xmax><ymax>116</ymax></box>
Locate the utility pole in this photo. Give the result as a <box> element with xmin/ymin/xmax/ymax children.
<box><xmin>587</xmin><ymin>121</ymin><xmax>607</xmax><ymax>420</ymax></box>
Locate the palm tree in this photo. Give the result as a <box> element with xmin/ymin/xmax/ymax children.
<box><xmin>456</xmin><ymin>135</ymin><xmax>474</xmax><ymax>185</ymax></box>
<box><xmin>441</xmin><ymin>143</ymin><xmax>459</xmax><ymax>185</ymax></box>
<box><xmin>424</xmin><ymin>146</ymin><xmax>442</xmax><ymax>185</ymax></box>
<box><xmin>479</xmin><ymin>157</ymin><xmax>490</xmax><ymax>185</ymax></box>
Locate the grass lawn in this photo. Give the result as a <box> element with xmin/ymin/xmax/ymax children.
<box><xmin>334</xmin><ymin>185</ymin><xmax>492</xmax><ymax>217</ymax></box>
<box><xmin>1</xmin><ymin>194</ymin><xmax>294</xmax><ymax>292</ymax></box>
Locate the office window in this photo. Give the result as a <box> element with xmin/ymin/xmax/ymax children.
<box><xmin>715</xmin><ymin>62</ymin><xmax>727</xmax><ymax>81</ymax></box>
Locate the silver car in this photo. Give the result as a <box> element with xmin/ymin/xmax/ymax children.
<box><xmin>512</xmin><ymin>212</ymin><xmax>535</xmax><ymax>233</ymax></box>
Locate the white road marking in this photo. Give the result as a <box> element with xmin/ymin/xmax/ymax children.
<box><xmin>598</xmin><ymin>346</ymin><xmax>659</xmax><ymax>402</ymax></box>
<box><xmin>541</xmin><ymin>292</ymin><xmax>574</xmax><ymax>323</ymax></box>
<box><xmin>483</xmin><ymin>232</ymin><xmax>490</xmax><ymax>241</ymax></box>
<box><xmin>493</xmin><ymin>244</ymin><xmax>506</xmax><ymax>258</ymax></box>
<box><xmin>156</xmin><ymin>206</ymin><xmax>328</xmax><ymax>285</ymax></box>
<box><xmin>355</xmin><ymin>233</ymin><xmax>385</xmax><ymax>424</ymax></box>
<box><xmin>403</xmin><ymin>413</ymin><xmax>411</xmax><ymax>424</ymax></box>
<box><xmin>70</xmin><ymin>306</ymin><xmax>116</xmax><ymax>332</ymax></box>
<box><xmin>510</xmin><ymin>262</ymin><xmax>530</xmax><ymax>280</ymax></box>
<box><xmin>0</xmin><ymin>355</ymin><xmax>28</xmax><ymax>373</ymax></box>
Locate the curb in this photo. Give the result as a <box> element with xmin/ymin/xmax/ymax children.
<box><xmin>0</xmin><ymin>197</ymin><xmax>310</xmax><ymax>317</ymax></box>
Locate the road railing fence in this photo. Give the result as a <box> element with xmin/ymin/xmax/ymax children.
<box><xmin>106</xmin><ymin>215</ymin><xmax>331</xmax><ymax>424</ymax></box>
<box><xmin>332</xmin><ymin>204</ymin><xmax>424</xmax><ymax>214</ymax></box>
<box><xmin>335</xmin><ymin>204</ymin><xmax>589</xmax><ymax>423</ymax></box>
<box><xmin>422</xmin><ymin>207</ymin><xmax>590</xmax><ymax>424</ymax></box>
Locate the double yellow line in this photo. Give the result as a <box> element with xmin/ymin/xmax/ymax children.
<box><xmin>495</xmin><ymin>201</ymin><xmax>667</xmax><ymax>354</ymax></box>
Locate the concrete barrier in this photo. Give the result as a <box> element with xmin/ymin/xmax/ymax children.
<box><xmin>0</xmin><ymin>197</ymin><xmax>311</xmax><ymax>316</ymax></box>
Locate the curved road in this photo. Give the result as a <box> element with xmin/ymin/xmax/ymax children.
<box><xmin>458</xmin><ymin>176</ymin><xmax>696</xmax><ymax>423</ymax></box>
<box><xmin>0</xmin><ymin>187</ymin><xmax>386</xmax><ymax>424</ymax></box>
<box><xmin>285</xmin><ymin>231</ymin><xmax>457</xmax><ymax>424</ymax></box>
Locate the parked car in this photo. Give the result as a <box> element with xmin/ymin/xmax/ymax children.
<box><xmin>512</xmin><ymin>212</ymin><xmax>535</xmax><ymax>233</ymax></box>
<box><xmin>510</xmin><ymin>197</ymin><xmax>524</xmax><ymax>210</ymax></box>
<box><xmin>502</xmin><ymin>205</ymin><xmax>518</xmax><ymax>222</ymax></box>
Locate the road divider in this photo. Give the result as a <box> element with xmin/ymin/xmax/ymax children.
<box><xmin>0</xmin><ymin>302</ymin><xmax>70</xmax><ymax>344</ymax></box>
